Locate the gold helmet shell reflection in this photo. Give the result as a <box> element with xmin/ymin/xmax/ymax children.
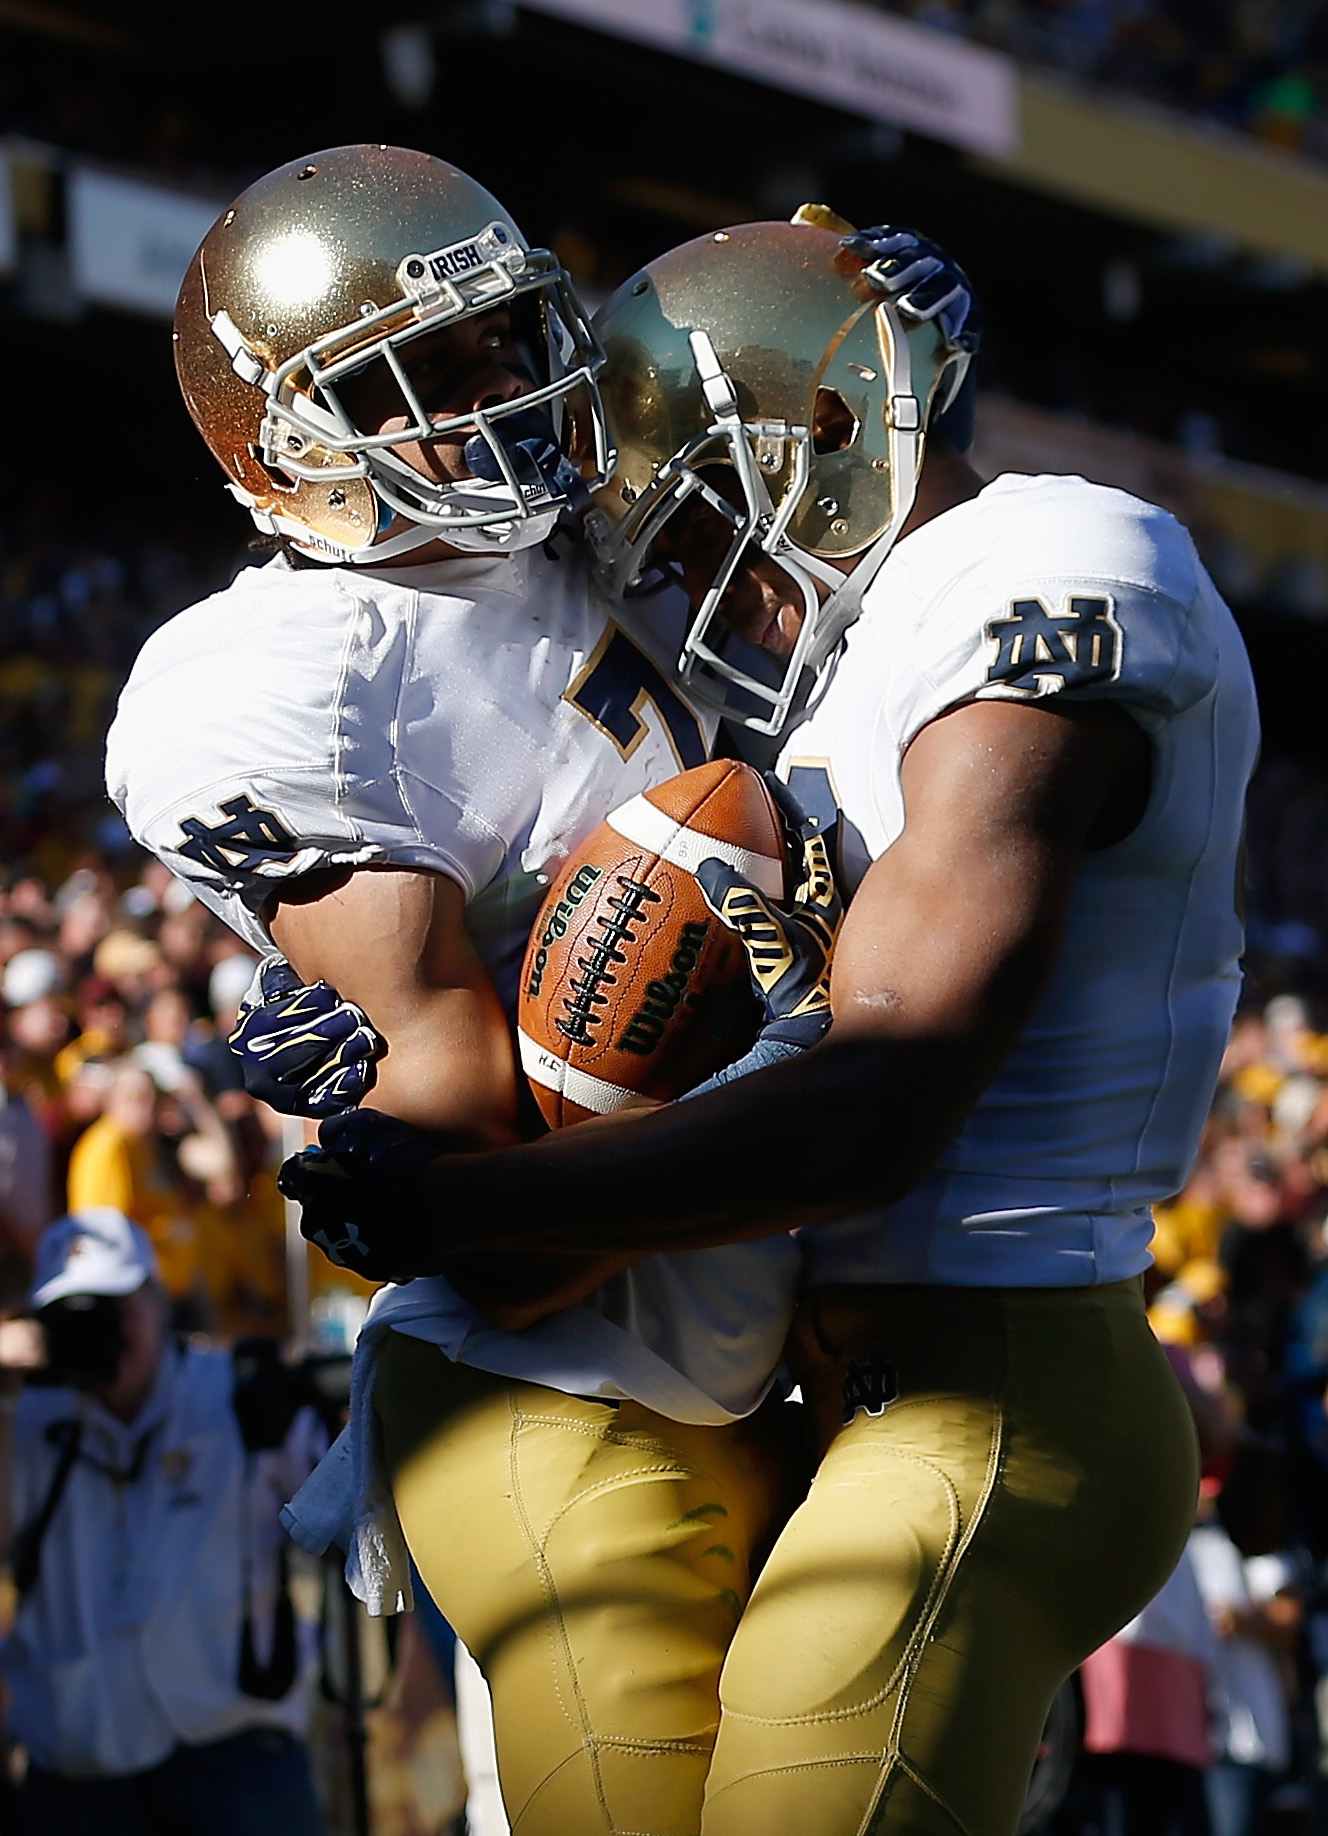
<box><xmin>174</xmin><ymin>144</ymin><xmax>608</xmax><ymax>564</ymax></box>
<box><xmin>585</xmin><ymin>219</ymin><xmax>960</xmax><ymax>735</ymax></box>
<box><xmin>592</xmin><ymin>220</ymin><xmax>952</xmax><ymax>562</ymax></box>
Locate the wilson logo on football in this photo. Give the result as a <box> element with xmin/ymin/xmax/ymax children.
<box><xmin>556</xmin><ymin>876</ymin><xmax>660</xmax><ymax>1048</ymax></box>
<box><xmin>618</xmin><ymin>922</ymin><xmax>710</xmax><ymax>1056</ymax></box>
<box><xmin>526</xmin><ymin>865</ymin><xmax>602</xmax><ymax>1000</ymax></box>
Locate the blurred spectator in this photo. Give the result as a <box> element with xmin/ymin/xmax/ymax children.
<box><xmin>3</xmin><ymin>950</ymin><xmax>65</xmax><ymax>1012</ymax></box>
<box><xmin>196</xmin><ymin>956</ymin><xmax>261</xmax><ymax>1103</ymax></box>
<box><xmin>1190</xmin><ymin>1509</ymin><xmax>1301</xmax><ymax>1836</ymax></box>
<box><xmin>92</xmin><ymin>930</ymin><xmax>164</xmax><ymax>1011</ymax></box>
<box><xmin>54</xmin><ymin>976</ymin><xmax>128</xmax><ymax>1091</ymax></box>
<box><xmin>1078</xmin><ymin>1543</ymin><xmax>1219</xmax><ymax>1836</ymax></box>
<box><xmin>56</xmin><ymin>890</ymin><xmax>112</xmax><ymax>975</ymax></box>
<box><xmin>0</xmin><ymin>1054</ymin><xmax>51</xmax><ymax>1304</ymax></box>
<box><xmin>65</xmin><ymin>1061</ymin><xmax>231</xmax><ymax>1321</ymax></box>
<box><xmin>131</xmin><ymin>986</ymin><xmax>196</xmax><ymax>1095</ymax></box>
<box><xmin>0</xmin><ymin>834</ymin><xmax>278</xmax><ymax>1336</ymax></box>
<box><xmin>6</xmin><ymin>994</ymin><xmax>73</xmax><ymax>1128</ymax></box>
<box><xmin>0</xmin><ymin>1209</ymin><xmax>325</xmax><ymax>1835</ymax></box>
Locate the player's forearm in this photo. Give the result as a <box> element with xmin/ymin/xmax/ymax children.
<box><xmin>271</xmin><ymin>865</ymin><xmax>521</xmax><ymax>1145</ymax></box>
<box><xmin>419</xmin><ymin>1032</ymin><xmax>980</xmax><ymax>1256</ymax></box>
<box><xmin>369</xmin><ymin>1002</ymin><xmax>520</xmax><ymax>1146</ymax></box>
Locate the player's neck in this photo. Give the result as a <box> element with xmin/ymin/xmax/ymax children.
<box><xmin>897</xmin><ymin>446</ymin><xmax>985</xmax><ymax>543</ymax></box>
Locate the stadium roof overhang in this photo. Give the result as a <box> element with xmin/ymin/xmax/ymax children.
<box><xmin>519</xmin><ymin>0</ymin><xmax>1328</xmax><ymax>279</ymax></box>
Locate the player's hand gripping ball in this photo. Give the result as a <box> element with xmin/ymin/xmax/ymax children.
<box><xmin>696</xmin><ymin>774</ymin><xmax>845</xmax><ymax>1049</ymax></box>
<box><xmin>277</xmin><ymin>1108</ymin><xmax>443</xmax><ymax>1281</ymax></box>
<box><xmin>229</xmin><ymin>957</ymin><xmax>385</xmax><ymax>1116</ymax></box>
<box><xmin>517</xmin><ymin>760</ymin><xmax>787</xmax><ymax>1126</ymax></box>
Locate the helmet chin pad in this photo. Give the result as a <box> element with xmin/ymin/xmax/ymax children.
<box><xmin>434</xmin><ymin>494</ymin><xmax>559</xmax><ymax>554</ymax></box>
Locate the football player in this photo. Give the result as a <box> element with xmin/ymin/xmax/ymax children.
<box><xmin>108</xmin><ymin>149</ymin><xmax>974</xmax><ymax>1836</ymax></box>
<box><xmin>281</xmin><ymin>217</ymin><xmax>1259</xmax><ymax>1836</ymax></box>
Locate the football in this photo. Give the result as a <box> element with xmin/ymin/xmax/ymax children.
<box><xmin>517</xmin><ymin>760</ymin><xmax>787</xmax><ymax>1127</ymax></box>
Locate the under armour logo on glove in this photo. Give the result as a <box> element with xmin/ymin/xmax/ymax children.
<box><xmin>842</xmin><ymin>1349</ymin><xmax>898</xmax><ymax>1425</ymax></box>
<box><xmin>308</xmin><ymin>1219</ymin><xmax>373</xmax><ymax>1267</ymax></box>
<box><xmin>229</xmin><ymin>957</ymin><xmax>385</xmax><ymax>1116</ymax></box>
<box><xmin>277</xmin><ymin>1108</ymin><xmax>445</xmax><ymax>1283</ymax></box>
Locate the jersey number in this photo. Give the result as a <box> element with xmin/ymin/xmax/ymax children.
<box><xmin>564</xmin><ymin>627</ymin><xmax>706</xmax><ymax>771</ymax></box>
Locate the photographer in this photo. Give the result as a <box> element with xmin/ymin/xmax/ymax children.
<box><xmin>0</xmin><ymin>1208</ymin><xmax>325</xmax><ymax>1835</ymax></box>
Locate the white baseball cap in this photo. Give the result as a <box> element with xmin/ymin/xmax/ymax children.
<box><xmin>3</xmin><ymin>948</ymin><xmax>67</xmax><ymax>1008</ymax></box>
<box><xmin>209</xmin><ymin>952</ymin><xmax>260</xmax><ymax>1017</ymax></box>
<box><xmin>30</xmin><ymin>1209</ymin><xmax>158</xmax><ymax>1309</ymax></box>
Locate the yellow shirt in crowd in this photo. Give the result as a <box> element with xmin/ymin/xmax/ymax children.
<box><xmin>66</xmin><ymin>1117</ymin><xmax>198</xmax><ymax>1300</ymax></box>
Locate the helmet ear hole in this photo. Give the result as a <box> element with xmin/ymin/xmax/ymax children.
<box><xmin>812</xmin><ymin>388</ymin><xmax>858</xmax><ymax>455</ymax></box>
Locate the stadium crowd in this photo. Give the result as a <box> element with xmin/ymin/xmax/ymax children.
<box><xmin>0</xmin><ymin>529</ymin><xmax>287</xmax><ymax>1336</ymax></box>
<box><xmin>0</xmin><ymin>847</ymin><xmax>284</xmax><ymax>1334</ymax></box>
<box><xmin>10</xmin><ymin>0</ymin><xmax>1328</xmax><ymax>199</ymax></box>
<box><xmin>878</xmin><ymin>0</ymin><xmax>1328</xmax><ymax>158</ymax></box>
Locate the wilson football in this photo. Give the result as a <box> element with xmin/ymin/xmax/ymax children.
<box><xmin>517</xmin><ymin>760</ymin><xmax>787</xmax><ymax>1127</ymax></box>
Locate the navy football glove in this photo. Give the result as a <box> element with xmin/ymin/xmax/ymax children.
<box><xmin>695</xmin><ymin>775</ymin><xmax>844</xmax><ymax>1050</ymax></box>
<box><xmin>229</xmin><ymin>957</ymin><xmax>385</xmax><ymax>1117</ymax></box>
<box><xmin>463</xmin><ymin>408</ymin><xmax>591</xmax><ymax>516</ymax></box>
<box><xmin>276</xmin><ymin>1108</ymin><xmax>443</xmax><ymax>1281</ymax></box>
<box><xmin>841</xmin><ymin>225</ymin><xmax>983</xmax><ymax>355</ymax></box>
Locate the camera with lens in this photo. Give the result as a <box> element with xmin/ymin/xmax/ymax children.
<box><xmin>29</xmin><ymin>1294</ymin><xmax>128</xmax><ymax>1391</ymax></box>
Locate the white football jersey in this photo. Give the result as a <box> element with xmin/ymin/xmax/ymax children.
<box><xmin>107</xmin><ymin>547</ymin><xmax>714</xmax><ymax>1013</ymax></box>
<box><xmin>781</xmin><ymin>473</ymin><xmax>1259</xmax><ymax>1288</ymax></box>
<box><xmin>107</xmin><ymin>545</ymin><xmax>796</xmax><ymax>1422</ymax></box>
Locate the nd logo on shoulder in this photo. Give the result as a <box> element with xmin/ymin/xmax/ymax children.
<box><xmin>984</xmin><ymin>594</ymin><xmax>1123</xmax><ymax>698</ymax></box>
<box><xmin>177</xmin><ymin>794</ymin><xmax>300</xmax><ymax>875</ymax></box>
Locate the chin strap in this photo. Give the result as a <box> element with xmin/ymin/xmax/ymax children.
<box><xmin>797</xmin><ymin>304</ymin><xmax>924</xmax><ymax>663</ymax></box>
<box><xmin>249</xmin><ymin>494</ymin><xmax>558</xmax><ymax>566</ymax></box>
<box><xmin>344</xmin><ymin>522</ymin><xmax>443</xmax><ymax>564</ymax></box>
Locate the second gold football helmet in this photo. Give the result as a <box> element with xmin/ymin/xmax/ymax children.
<box><xmin>586</xmin><ymin>218</ymin><xmax>962</xmax><ymax>734</ymax></box>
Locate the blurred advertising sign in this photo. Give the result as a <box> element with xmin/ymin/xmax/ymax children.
<box><xmin>519</xmin><ymin>0</ymin><xmax>1017</xmax><ymax>155</ymax></box>
<box><xmin>68</xmin><ymin>168</ymin><xmax>218</xmax><ymax>317</ymax></box>
<box><xmin>0</xmin><ymin>154</ymin><xmax>14</xmax><ymax>275</ymax></box>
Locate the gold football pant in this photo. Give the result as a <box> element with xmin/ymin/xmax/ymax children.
<box><xmin>375</xmin><ymin>1340</ymin><xmax>794</xmax><ymax>1836</ymax></box>
<box><xmin>702</xmin><ymin>1279</ymin><xmax>1198</xmax><ymax>1836</ymax></box>
<box><xmin>376</xmin><ymin>1277</ymin><xmax>1197</xmax><ymax>1836</ymax></box>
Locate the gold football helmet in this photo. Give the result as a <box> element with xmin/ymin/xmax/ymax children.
<box><xmin>586</xmin><ymin>216</ymin><xmax>962</xmax><ymax>734</ymax></box>
<box><xmin>174</xmin><ymin>145</ymin><xmax>610</xmax><ymax>564</ymax></box>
